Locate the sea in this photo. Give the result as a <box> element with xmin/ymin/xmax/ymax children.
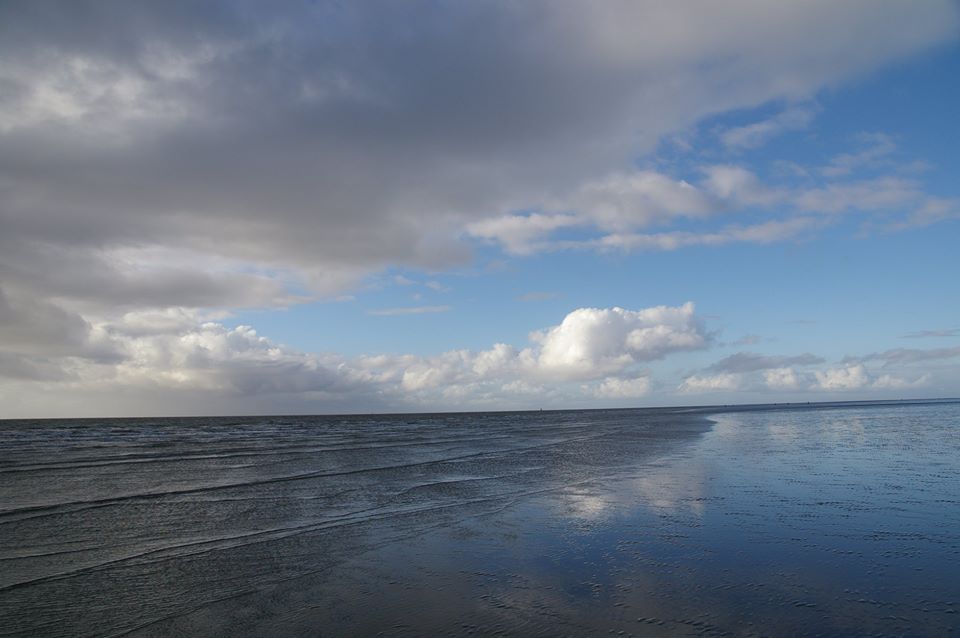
<box><xmin>1</xmin><ymin>400</ymin><xmax>958</xmax><ymax>637</ymax></box>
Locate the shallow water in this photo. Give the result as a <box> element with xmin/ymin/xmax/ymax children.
<box><xmin>1</xmin><ymin>402</ymin><xmax>958</xmax><ymax>636</ymax></box>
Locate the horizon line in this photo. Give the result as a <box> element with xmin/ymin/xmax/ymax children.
<box><xmin>4</xmin><ymin>397</ymin><xmax>958</xmax><ymax>422</ymax></box>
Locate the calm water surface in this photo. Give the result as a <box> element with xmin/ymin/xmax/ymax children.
<box><xmin>1</xmin><ymin>402</ymin><xmax>958</xmax><ymax>636</ymax></box>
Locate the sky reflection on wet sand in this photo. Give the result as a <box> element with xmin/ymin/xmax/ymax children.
<box><xmin>2</xmin><ymin>402</ymin><xmax>958</xmax><ymax>636</ymax></box>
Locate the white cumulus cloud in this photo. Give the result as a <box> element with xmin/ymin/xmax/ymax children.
<box><xmin>764</xmin><ymin>367</ymin><xmax>802</xmax><ymax>391</ymax></box>
<box><xmin>589</xmin><ymin>376</ymin><xmax>652</xmax><ymax>399</ymax></box>
<box><xmin>0</xmin><ymin>302</ymin><xmax>709</xmax><ymax>417</ymax></box>
<box><xmin>678</xmin><ymin>373</ymin><xmax>742</xmax><ymax>394</ymax></box>
<box><xmin>812</xmin><ymin>364</ymin><xmax>870</xmax><ymax>391</ymax></box>
<box><xmin>532</xmin><ymin>303</ymin><xmax>708</xmax><ymax>380</ymax></box>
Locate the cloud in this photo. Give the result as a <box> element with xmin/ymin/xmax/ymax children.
<box><xmin>0</xmin><ymin>287</ymin><xmax>93</xmax><ymax>357</ymax></box>
<box><xmin>872</xmin><ymin>373</ymin><xmax>931</xmax><ymax>390</ymax></box>
<box><xmin>678</xmin><ymin>373</ymin><xmax>742</xmax><ymax>394</ymax></box>
<box><xmin>466</xmin><ymin>144</ymin><xmax>955</xmax><ymax>257</ymax></box>
<box><xmin>813</xmin><ymin>364</ymin><xmax>870</xmax><ymax>391</ymax></box>
<box><xmin>2</xmin><ymin>296</ymin><xmax>956</xmax><ymax>417</ymax></box>
<box><xmin>589</xmin><ymin>376</ymin><xmax>652</xmax><ymax>399</ymax></box>
<box><xmin>0</xmin><ymin>243</ymin><xmax>307</xmax><ymax>312</ymax></box>
<box><xmin>699</xmin><ymin>165</ymin><xmax>782</xmax><ymax>207</ymax></box>
<box><xmin>719</xmin><ymin>104</ymin><xmax>817</xmax><ymax>149</ymax></box>
<box><xmin>367</xmin><ymin>306</ymin><xmax>452</xmax><ymax>316</ymax></box>
<box><xmin>391</xmin><ymin>276</ymin><xmax>450</xmax><ymax>293</ymax></box>
<box><xmin>687</xmin><ymin>351</ymin><xmax>941</xmax><ymax>395</ymax></box>
<box><xmin>581</xmin><ymin>217</ymin><xmax>820</xmax><ymax>253</ymax></box>
<box><xmin>879</xmin><ymin>197</ymin><xmax>960</xmax><ymax>231</ymax></box>
<box><xmin>0</xmin><ymin>302</ymin><xmax>708</xmax><ymax>416</ymax></box>
<box><xmin>467</xmin><ymin>167</ymin><xmax>800</xmax><ymax>254</ymax></box>
<box><xmin>556</xmin><ymin>170</ymin><xmax>717</xmax><ymax>231</ymax></box>
<box><xmin>763</xmin><ymin>367</ymin><xmax>802</xmax><ymax>390</ymax></box>
<box><xmin>114</xmin><ymin>324</ymin><xmax>349</xmax><ymax>395</ymax></box>
<box><xmin>0</xmin><ymin>312</ymin><xmax>373</xmax><ymax>410</ymax></box>
<box><xmin>378</xmin><ymin>303</ymin><xmax>709</xmax><ymax>393</ymax></box>
<box><xmin>424</xmin><ymin>281</ymin><xmax>450</xmax><ymax>293</ymax></box>
<box><xmin>820</xmin><ymin>132</ymin><xmax>897</xmax><ymax>177</ymax></box>
<box><xmin>0</xmin><ymin>352</ymin><xmax>75</xmax><ymax>382</ymax></box>
<box><xmin>793</xmin><ymin>176</ymin><xmax>921</xmax><ymax>214</ymax></box>
<box><xmin>851</xmin><ymin>346</ymin><xmax>960</xmax><ymax>367</ymax></box>
<box><xmin>707</xmin><ymin>351</ymin><xmax>824</xmax><ymax>373</ymax></box>
<box><xmin>2</xmin><ymin>0</ymin><xmax>957</xmax><ymax>317</ymax></box>
<box><xmin>468</xmin><ymin>214</ymin><xmax>583</xmax><ymax>256</ymax></box>
<box><xmin>811</xmin><ymin>364</ymin><xmax>930</xmax><ymax>392</ymax></box>
<box><xmin>3</xmin><ymin>2</ymin><xmax>960</xmax><ymax>414</ymax></box>
<box><xmin>902</xmin><ymin>328</ymin><xmax>960</xmax><ymax>339</ymax></box>
<box><xmin>531</xmin><ymin>303</ymin><xmax>709</xmax><ymax>380</ymax></box>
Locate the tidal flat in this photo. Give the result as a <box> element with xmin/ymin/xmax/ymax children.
<box><xmin>1</xmin><ymin>401</ymin><xmax>958</xmax><ymax>637</ymax></box>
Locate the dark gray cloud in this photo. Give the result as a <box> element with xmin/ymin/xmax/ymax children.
<box><xmin>0</xmin><ymin>287</ymin><xmax>91</xmax><ymax>356</ymax></box>
<box><xmin>707</xmin><ymin>351</ymin><xmax>824</xmax><ymax>374</ymax></box>
<box><xmin>0</xmin><ymin>352</ymin><xmax>76</xmax><ymax>382</ymax></box>
<box><xmin>2</xmin><ymin>1</ymin><xmax>956</xmax><ymax>310</ymax></box>
<box><xmin>0</xmin><ymin>243</ymin><xmax>296</xmax><ymax>311</ymax></box>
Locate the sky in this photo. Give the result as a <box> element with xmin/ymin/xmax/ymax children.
<box><xmin>1</xmin><ymin>0</ymin><xmax>959</xmax><ymax>418</ymax></box>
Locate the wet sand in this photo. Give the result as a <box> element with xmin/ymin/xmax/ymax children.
<box><xmin>1</xmin><ymin>402</ymin><xmax>958</xmax><ymax>636</ymax></box>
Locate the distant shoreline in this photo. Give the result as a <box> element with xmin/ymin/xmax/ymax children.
<box><xmin>3</xmin><ymin>397</ymin><xmax>958</xmax><ymax>423</ymax></box>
